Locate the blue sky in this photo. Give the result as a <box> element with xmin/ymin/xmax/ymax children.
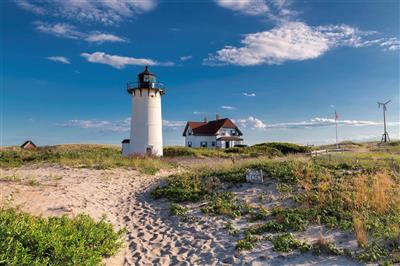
<box><xmin>1</xmin><ymin>0</ymin><xmax>399</xmax><ymax>146</ymax></box>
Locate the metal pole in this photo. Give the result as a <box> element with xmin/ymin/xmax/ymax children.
<box><xmin>335</xmin><ymin>110</ymin><xmax>338</xmax><ymax>149</ymax></box>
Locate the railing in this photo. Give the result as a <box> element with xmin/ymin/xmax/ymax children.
<box><xmin>127</xmin><ymin>81</ymin><xmax>165</xmax><ymax>90</ymax></box>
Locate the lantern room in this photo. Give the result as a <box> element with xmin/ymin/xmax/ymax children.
<box><xmin>127</xmin><ymin>66</ymin><xmax>165</xmax><ymax>94</ymax></box>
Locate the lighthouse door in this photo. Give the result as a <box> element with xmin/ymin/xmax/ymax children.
<box><xmin>146</xmin><ymin>146</ymin><xmax>153</xmax><ymax>155</ymax></box>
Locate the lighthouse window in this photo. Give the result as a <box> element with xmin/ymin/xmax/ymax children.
<box><xmin>144</xmin><ymin>75</ymin><xmax>156</xmax><ymax>83</ymax></box>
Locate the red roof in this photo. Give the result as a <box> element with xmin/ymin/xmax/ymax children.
<box><xmin>183</xmin><ymin>118</ymin><xmax>242</xmax><ymax>136</ymax></box>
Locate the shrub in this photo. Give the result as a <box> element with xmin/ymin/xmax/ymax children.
<box><xmin>245</xmin><ymin>221</ymin><xmax>285</xmax><ymax>235</ymax></box>
<box><xmin>236</xmin><ymin>234</ymin><xmax>259</xmax><ymax>250</ymax></box>
<box><xmin>271</xmin><ymin>233</ymin><xmax>311</xmax><ymax>253</ymax></box>
<box><xmin>251</xmin><ymin>142</ymin><xmax>310</xmax><ymax>155</ymax></box>
<box><xmin>170</xmin><ymin>203</ymin><xmax>188</xmax><ymax>216</ymax></box>
<box><xmin>201</xmin><ymin>192</ymin><xmax>252</xmax><ymax>219</ymax></box>
<box><xmin>0</xmin><ymin>208</ymin><xmax>124</xmax><ymax>265</ymax></box>
<box><xmin>271</xmin><ymin>207</ymin><xmax>309</xmax><ymax>231</ymax></box>
<box><xmin>151</xmin><ymin>174</ymin><xmax>205</xmax><ymax>202</ymax></box>
<box><xmin>356</xmin><ymin>242</ymin><xmax>389</xmax><ymax>263</ymax></box>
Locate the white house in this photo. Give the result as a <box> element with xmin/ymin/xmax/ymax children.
<box><xmin>182</xmin><ymin>116</ymin><xmax>244</xmax><ymax>148</ymax></box>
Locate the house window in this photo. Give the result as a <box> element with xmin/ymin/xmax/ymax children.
<box><xmin>187</xmin><ymin>141</ymin><xmax>192</xmax><ymax>147</ymax></box>
<box><xmin>231</xmin><ymin>129</ymin><xmax>236</xmax><ymax>135</ymax></box>
<box><xmin>200</xmin><ymin>141</ymin><xmax>207</xmax><ymax>147</ymax></box>
<box><xmin>212</xmin><ymin>141</ymin><xmax>216</xmax><ymax>147</ymax></box>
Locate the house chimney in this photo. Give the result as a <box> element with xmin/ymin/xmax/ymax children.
<box><xmin>204</xmin><ymin>117</ymin><xmax>208</xmax><ymax>123</ymax></box>
<box><xmin>216</xmin><ymin>113</ymin><xmax>220</xmax><ymax>120</ymax></box>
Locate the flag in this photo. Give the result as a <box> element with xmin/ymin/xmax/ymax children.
<box><xmin>335</xmin><ymin>110</ymin><xmax>339</xmax><ymax>120</ymax></box>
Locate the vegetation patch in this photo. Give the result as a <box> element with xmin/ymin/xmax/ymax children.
<box><xmin>236</xmin><ymin>234</ymin><xmax>259</xmax><ymax>250</ymax></box>
<box><xmin>170</xmin><ymin>203</ymin><xmax>188</xmax><ymax>216</ymax></box>
<box><xmin>153</xmin><ymin>142</ymin><xmax>400</xmax><ymax>263</ymax></box>
<box><xmin>201</xmin><ymin>192</ymin><xmax>252</xmax><ymax>219</ymax></box>
<box><xmin>0</xmin><ymin>145</ymin><xmax>170</xmax><ymax>174</ymax></box>
<box><xmin>163</xmin><ymin>142</ymin><xmax>309</xmax><ymax>158</ymax></box>
<box><xmin>271</xmin><ymin>233</ymin><xmax>311</xmax><ymax>253</ymax></box>
<box><xmin>0</xmin><ymin>208</ymin><xmax>124</xmax><ymax>265</ymax></box>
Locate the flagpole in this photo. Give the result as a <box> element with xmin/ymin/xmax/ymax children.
<box><xmin>335</xmin><ymin>110</ymin><xmax>338</xmax><ymax>149</ymax></box>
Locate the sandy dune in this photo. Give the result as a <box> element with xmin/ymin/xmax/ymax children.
<box><xmin>0</xmin><ymin>166</ymin><xmax>361</xmax><ymax>265</ymax></box>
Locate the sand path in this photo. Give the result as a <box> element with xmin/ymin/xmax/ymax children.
<box><xmin>0</xmin><ymin>166</ymin><xmax>236</xmax><ymax>265</ymax></box>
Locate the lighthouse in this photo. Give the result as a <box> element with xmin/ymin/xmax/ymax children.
<box><xmin>122</xmin><ymin>66</ymin><xmax>165</xmax><ymax>156</ymax></box>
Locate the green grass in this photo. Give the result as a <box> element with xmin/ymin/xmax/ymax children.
<box><xmin>0</xmin><ymin>145</ymin><xmax>171</xmax><ymax>174</ymax></box>
<box><xmin>0</xmin><ymin>208</ymin><xmax>124</xmax><ymax>265</ymax></box>
<box><xmin>163</xmin><ymin>142</ymin><xmax>309</xmax><ymax>158</ymax></box>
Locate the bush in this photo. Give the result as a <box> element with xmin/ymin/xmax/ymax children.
<box><xmin>236</xmin><ymin>234</ymin><xmax>259</xmax><ymax>250</ymax></box>
<box><xmin>271</xmin><ymin>233</ymin><xmax>311</xmax><ymax>253</ymax></box>
<box><xmin>0</xmin><ymin>208</ymin><xmax>124</xmax><ymax>265</ymax></box>
<box><xmin>170</xmin><ymin>203</ymin><xmax>188</xmax><ymax>216</ymax></box>
<box><xmin>201</xmin><ymin>192</ymin><xmax>252</xmax><ymax>219</ymax></box>
<box><xmin>251</xmin><ymin>142</ymin><xmax>310</xmax><ymax>155</ymax></box>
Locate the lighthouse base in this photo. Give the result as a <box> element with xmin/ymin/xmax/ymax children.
<box><xmin>121</xmin><ymin>139</ymin><xmax>163</xmax><ymax>157</ymax></box>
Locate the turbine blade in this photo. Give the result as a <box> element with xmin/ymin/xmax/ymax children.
<box><xmin>385</xmin><ymin>99</ymin><xmax>391</xmax><ymax>105</ymax></box>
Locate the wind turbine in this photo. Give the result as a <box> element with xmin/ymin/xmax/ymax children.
<box><xmin>378</xmin><ymin>99</ymin><xmax>391</xmax><ymax>143</ymax></box>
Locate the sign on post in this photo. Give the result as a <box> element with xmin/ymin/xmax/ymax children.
<box><xmin>246</xmin><ymin>169</ymin><xmax>264</xmax><ymax>183</ymax></box>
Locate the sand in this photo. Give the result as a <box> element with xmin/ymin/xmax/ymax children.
<box><xmin>0</xmin><ymin>166</ymin><xmax>362</xmax><ymax>265</ymax></box>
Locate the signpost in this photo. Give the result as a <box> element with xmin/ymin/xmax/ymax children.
<box><xmin>246</xmin><ymin>169</ymin><xmax>264</xmax><ymax>183</ymax></box>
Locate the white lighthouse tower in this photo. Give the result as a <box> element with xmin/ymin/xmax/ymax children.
<box><xmin>122</xmin><ymin>66</ymin><xmax>165</xmax><ymax>156</ymax></box>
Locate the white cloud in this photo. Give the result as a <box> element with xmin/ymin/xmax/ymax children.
<box><xmin>215</xmin><ymin>0</ymin><xmax>269</xmax><ymax>16</ymax></box>
<box><xmin>35</xmin><ymin>22</ymin><xmax>127</xmax><ymax>43</ymax></box>
<box><xmin>216</xmin><ymin>0</ymin><xmax>296</xmax><ymax>22</ymax></box>
<box><xmin>47</xmin><ymin>56</ymin><xmax>70</xmax><ymax>64</ymax></box>
<box><xmin>193</xmin><ymin>111</ymin><xmax>205</xmax><ymax>115</ymax></box>
<box><xmin>242</xmin><ymin>92</ymin><xmax>256</xmax><ymax>97</ymax></box>
<box><xmin>81</xmin><ymin>52</ymin><xmax>174</xmax><ymax>69</ymax></box>
<box><xmin>180</xmin><ymin>55</ymin><xmax>193</xmax><ymax>61</ymax></box>
<box><xmin>235</xmin><ymin>116</ymin><xmax>398</xmax><ymax>131</ymax></box>
<box><xmin>85</xmin><ymin>33</ymin><xmax>127</xmax><ymax>43</ymax></box>
<box><xmin>268</xmin><ymin>117</ymin><xmax>384</xmax><ymax>129</ymax></box>
<box><xmin>204</xmin><ymin>22</ymin><xmax>396</xmax><ymax>66</ymax></box>
<box><xmin>35</xmin><ymin>22</ymin><xmax>83</xmax><ymax>39</ymax></box>
<box><xmin>236</xmin><ymin>116</ymin><xmax>267</xmax><ymax>130</ymax></box>
<box><xmin>57</xmin><ymin>118</ymin><xmax>185</xmax><ymax>132</ymax></box>
<box><xmin>221</xmin><ymin>105</ymin><xmax>236</xmax><ymax>110</ymax></box>
<box><xmin>17</xmin><ymin>0</ymin><xmax>157</xmax><ymax>25</ymax></box>
<box><xmin>57</xmin><ymin>118</ymin><xmax>130</xmax><ymax>132</ymax></box>
<box><xmin>379</xmin><ymin>37</ymin><xmax>400</xmax><ymax>51</ymax></box>
<box><xmin>162</xmin><ymin>120</ymin><xmax>186</xmax><ymax>127</ymax></box>
<box><xmin>16</xmin><ymin>0</ymin><xmax>46</xmax><ymax>14</ymax></box>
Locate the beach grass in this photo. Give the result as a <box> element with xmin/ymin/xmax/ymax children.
<box><xmin>0</xmin><ymin>144</ymin><xmax>171</xmax><ymax>174</ymax></box>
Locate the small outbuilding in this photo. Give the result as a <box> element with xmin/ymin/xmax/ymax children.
<box><xmin>121</xmin><ymin>139</ymin><xmax>130</xmax><ymax>156</ymax></box>
<box><xmin>20</xmin><ymin>140</ymin><xmax>37</xmax><ymax>149</ymax></box>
